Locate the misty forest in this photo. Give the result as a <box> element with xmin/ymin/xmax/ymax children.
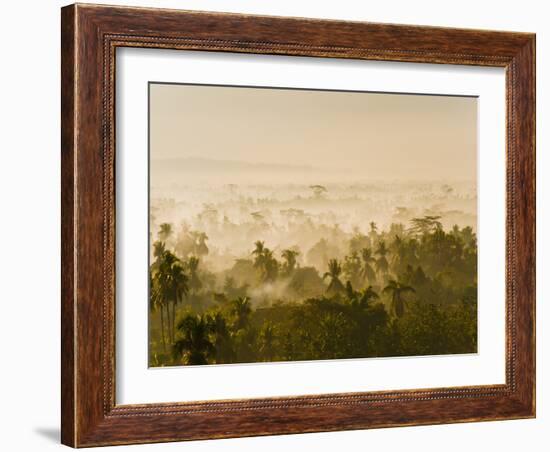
<box><xmin>148</xmin><ymin>178</ymin><xmax>477</xmax><ymax>367</ymax></box>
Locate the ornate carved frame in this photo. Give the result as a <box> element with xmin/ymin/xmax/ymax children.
<box><xmin>61</xmin><ymin>3</ymin><xmax>535</xmax><ymax>447</ymax></box>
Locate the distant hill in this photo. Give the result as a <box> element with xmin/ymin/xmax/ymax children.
<box><xmin>151</xmin><ymin>157</ymin><xmax>326</xmax><ymax>174</ymax></box>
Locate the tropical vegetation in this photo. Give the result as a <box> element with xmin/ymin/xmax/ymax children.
<box><xmin>148</xmin><ymin>215</ymin><xmax>477</xmax><ymax>366</ymax></box>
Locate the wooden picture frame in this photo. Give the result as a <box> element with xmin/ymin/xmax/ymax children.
<box><xmin>61</xmin><ymin>3</ymin><xmax>535</xmax><ymax>447</ymax></box>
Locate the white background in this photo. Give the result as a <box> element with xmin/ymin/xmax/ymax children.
<box><xmin>0</xmin><ymin>0</ymin><xmax>546</xmax><ymax>451</ymax></box>
<box><xmin>117</xmin><ymin>49</ymin><xmax>506</xmax><ymax>404</ymax></box>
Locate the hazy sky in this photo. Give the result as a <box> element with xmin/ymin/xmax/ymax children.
<box><xmin>150</xmin><ymin>83</ymin><xmax>477</xmax><ymax>182</ymax></box>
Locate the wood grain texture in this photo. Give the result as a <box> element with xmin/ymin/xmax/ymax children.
<box><xmin>60</xmin><ymin>3</ymin><xmax>536</xmax><ymax>447</ymax></box>
<box><xmin>60</xmin><ymin>4</ymin><xmax>76</xmax><ymax>446</ymax></box>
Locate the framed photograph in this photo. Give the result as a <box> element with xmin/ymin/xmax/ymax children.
<box><xmin>61</xmin><ymin>3</ymin><xmax>535</xmax><ymax>447</ymax></box>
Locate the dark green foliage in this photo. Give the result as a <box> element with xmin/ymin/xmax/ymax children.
<box><xmin>172</xmin><ymin>314</ymin><xmax>214</xmax><ymax>365</ymax></box>
<box><xmin>395</xmin><ymin>297</ymin><xmax>477</xmax><ymax>356</ymax></box>
<box><xmin>149</xmin><ymin>218</ymin><xmax>478</xmax><ymax>366</ymax></box>
<box><xmin>288</xmin><ymin>266</ymin><xmax>324</xmax><ymax>298</ymax></box>
<box><xmin>382</xmin><ymin>279</ymin><xmax>416</xmax><ymax>318</ymax></box>
<box><xmin>281</xmin><ymin>249</ymin><xmax>299</xmax><ymax>276</ymax></box>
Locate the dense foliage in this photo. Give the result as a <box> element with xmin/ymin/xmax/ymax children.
<box><xmin>149</xmin><ymin>216</ymin><xmax>477</xmax><ymax>366</ymax></box>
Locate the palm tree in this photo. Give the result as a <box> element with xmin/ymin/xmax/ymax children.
<box><xmin>252</xmin><ymin>241</ymin><xmax>278</xmax><ymax>282</ymax></box>
<box><xmin>259</xmin><ymin>322</ymin><xmax>276</xmax><ymax>361</ymax></box>
<box><xmin>152</xmin><ymin>240</ymin><xmax>166</xmax><ymax>260</ymax></box>
<box><xmin>173</xmin><ymin>315</ymin><xmax>214</xmax><ymax>365</ymax></box>
<box><xmin>375</xmin><ymin>241</ymin><xmax>390</xmax><ymax>277</ymax></box>
<box><xmin>390</xmin><ymin>235</ymin><xmax>408</xmax><ymax>274</ymax></box>
<box><xmin>252</xmin><ymin>240</ymin><xmax>265</xmax><ymax>257</ymax></box>
<box><xmin>461</xmin><ymin>226</ymin><xmax>475</xmax><ymax>249</ymax></box>
<box><xmin>158</xmin><ymin>223</ymin><xmax>173</xmax><ymax>242</ymax></box>
<box><xmin>355</xmin><ymin>285</ymin><xmax>379</xmax><ymax>309</ymax></box>
<box><xmin>207</xmin><ymin>312</ymin><xmax>234</xmax><ymax>364</ymax></box>
<box><xmin>195</xmin><ymin>232</ymin><xmax>209</xmax><ymax>256</ymax></box>
<box><xmin>262</xmin><ymin>248</ymin><xmax>279</xmax><ymax>282</ymax></box>
<box><xmin>451</xmin><ymin>224</ymin><xmax>461</xmax><ymax>237</ymax></box>
<box><xmin>343</xmin><ymin>251</ymin><xmax>362</xmax><ymax>286</ymax></box>
<box><xmin>152</xmin><ymin>254</ymin><xmax>172</xmax><ymax>341</ymax></box>
<box><xmin>149</xmin><ymin>270</ymin><xmax>167</xmax><ymax>351</ymax></box>
<box><xmin>186</xmin><ymin>256</ymin><xmax>202</xmax><ymax>294</ymax></box>
<box><xmin>369</xmin><ymin>221</ymin><xmax>378</xmax><ymax>244</ymax></box>
<box><xmin>360</xmin><ymin>247</ymin><xmax>376</xmax><ymax>284</ymax></box>
<box><xmin>281</xmin><ymin>249</ymin><xmax>299</xmax><ymax>275</ymax></box>
<box><xmin>309</xmin><ymin>185</ymin><xmax>327</xmax><ymax>198</ymax></box>
<box><xmin>345</xmin><ymin>280</ymin><xmax>356</xmax><ymax>302</ymax></box>
<box><xmin>252</xmin><ymin>241</ymin><xmax>265</xmax><ymax>266</ymax></box>
<box><xmin>382</xmin><ymin>279</ymin><xmax>415</xmax><ymax>318</ymax></box>
<box><xmin>156</xmin><ymin>250</ymin><xmax>189</xmax><ymax>343</ymax></box>
<box><xmin>168</xmin><ymin>261</ymin><xmax>189</xmax><ymax>342</ymax></box>
<box><xmin>323</xmin><ymin>259</ymin><xmax>345</xmax><ymax>296</ymax></box>
<box><xmin>150</xmin><ymin>240</ymin><xmax>166</xmax><ymax>276</ymax></box>
<box><xmin>231</xmin><ymin>297</ymin><xmax>252</xmax><ymax>330</ymax></box>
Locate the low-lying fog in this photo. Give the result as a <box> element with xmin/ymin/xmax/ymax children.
<box><xmin>150</xmin><ymin>159</ymin><xmax>476</xmax><ymax>275</ymax></box>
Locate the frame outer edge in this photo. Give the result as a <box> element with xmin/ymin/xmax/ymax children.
<box><xmin>61</xmin><ymin>4</ymin><xmax>77</xmax><ymax>448</ymax></box>
<box><xmin>514</xmin><ymin>35</ymin><xmax>536</xmax><ymax>416</ymax></box>
<box><xmin>60</xmin><ymin>3</ymin><xmax>536</xmax><ymax>446</ymax></box>
<box><xmin>531</xmin><ymin>35</ymin><xmax>536</xmax><ymax>417</ymax></box>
